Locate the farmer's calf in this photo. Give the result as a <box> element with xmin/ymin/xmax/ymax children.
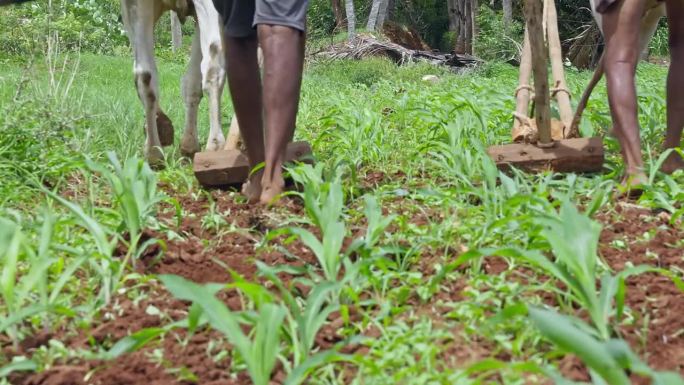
<box><xmin>575</xmin><ymin>0</ymin><xmax>683</xmax><ymax>186</ymax></box>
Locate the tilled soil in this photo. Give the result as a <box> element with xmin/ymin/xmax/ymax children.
<box><xmin>5</xmin><ymin>188</ymin><xmax>684</xmax><ymax>384</ymax></box>
<box><xmin>8</xmin><ymin>189</ymin><xmax>326</xmax><ymax>385</ymax></box>
<box><xmin>599</xmin><ymin>205</ymin><xmax>684</xmax><ymax>377</ymax></box>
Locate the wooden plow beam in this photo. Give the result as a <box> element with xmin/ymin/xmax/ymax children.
<box><xmin>488</xmin><ymin>0</ymin><xmax>605</xmax><ymax>174</ymax></box>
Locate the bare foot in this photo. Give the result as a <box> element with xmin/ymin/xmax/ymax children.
<box><xmin>616</xmin><ymin>171</ymin><xmax>648</xmax><ymax>199</ymax></box>
<box><xmin>241</xmin><ymin>171</ymin><xmax>263</xmax><ymax>204</ymax></box>
<box><xmin>259</xmin><ymin>175</ymin><xmax>285</xmax><ymax>206</ymax></box>
<box><xmin>660</xmin><ymin>152</ymin><xmax>684</xmax><ymax>175</ymax></box>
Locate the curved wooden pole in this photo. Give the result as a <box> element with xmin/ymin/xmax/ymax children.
<box><xmin>524</xmin><ymin>0</ymin><xmax>552</xmax><ymax>145</ymax></box>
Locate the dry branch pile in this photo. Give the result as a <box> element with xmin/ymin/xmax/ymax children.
<box><xmin>314</xmin><ymin>34</ymin><xmax>482</xmax><ymax>69</ymax></box>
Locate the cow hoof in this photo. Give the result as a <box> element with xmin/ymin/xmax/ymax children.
<box><xmin>145</xmin><ymin>146</ymin><xmax>166</xmax><ymax>170</ymax></box>
<box><xmin>180</xmin><ymin>137</ymin><xmax>200</xmax><ymax>158</ymax></box>
<box><xmin>157</xmin><ymin>112</ymin><xmax>174</xmax><ymax>147</ymax></box>
<box><xmin>205</xmin><ymin>136</ymin><xmax>226</xmax><ymax>152</ymax></box>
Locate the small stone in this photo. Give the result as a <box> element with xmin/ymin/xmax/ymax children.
<box><xmin>422</xmin><ymin>75</ymin><xmax>440</xmax><ymax>83</ymax></box>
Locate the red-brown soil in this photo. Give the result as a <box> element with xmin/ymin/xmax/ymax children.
<box><xmin>5</xmin><ymin>188</ymin><xmax>683</xmax><ymax>385</ymax></box>
<box><xmin>599</xmin><ymin>205</ymin><xmax>684</xmax><ymax>377</ymax></box>
<box><xmin>6</xmin><ymin>188</ymin><xmax>326</xmax><ymax>385</ymax></box>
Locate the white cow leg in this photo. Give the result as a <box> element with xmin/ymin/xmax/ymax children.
<box><xmin>121</xmin><ymin>0</ymin><xmax>164</xmax><ymax>165</ymax></box>
<box><xmin>224</xmin><ymin>115</ymin><xmax>242</xmax><ymax>150</ymax></box>
<box><xmin>194</xmin><ymin>0</ymin><xmax>226</xmax><ymax>152</ymax></box>
<box><xmin>180</xmin><ymin>30</ymin><xmax>203</xmax><ymax>157</ymax></box>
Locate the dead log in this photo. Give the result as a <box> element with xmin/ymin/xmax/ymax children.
<box><xmin>315</xmin><ymin>35</ymin><xmax>481</xmax><ymax>68</ymax></box>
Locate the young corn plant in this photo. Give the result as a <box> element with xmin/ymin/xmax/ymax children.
<box><xmin>459</xmin><ymin>200</ymin><xmax>684</xmax><ymax>383</ymax></box>
<box><xmin>286</xmin><ymin>164</ymin><xmax>348</xmax><ymax>282</ymax></box>
<box><xmin>255</xmin><ymin>263</ymin><xmax>353</xmax><ymax>383</ymax></box>
<box><xmin>47</xmin><ymin>152</ymin><xmax>164</xmax><ymax>304</ymax></box>
<box><xmin>459</xmin><ymin>199</ymin><xmax>670</xmax><ymax>340</ymax></box>
<box><xmin>159</xmin><ymin>273</ymin><xmax>350</xmax><ymax>385</ymax></box>
<box><xmin>0</xmin><ymin>213</ymin><xmax>87</xmax><ymax>349</ymax></box>
<box><xmin>86</xmin><ymin>152</ymin><xmax>164</xmax><ymax>264</ymax></box>
<box><xmin>160</xmin><ymin>274</ymin><xmax>285</xmax><ymax>385</ymax></box>
<box><xmin>528</xmin><ymin>307</ymin><xmax>684</xmax><ymax>385</ymax></box>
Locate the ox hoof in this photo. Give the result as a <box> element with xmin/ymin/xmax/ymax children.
<box><xmin>156</xmin><ymin>112</ymin><xmax>174</xmax><ymax>147</ymax></box>
<box><xmin>205</xmin><ymin>137</ymin><xmax>226</xmax><ymax>152</ymax></box>
<box><xmin>145</xmin><ymin>146</ymin><xmax>166</xmax><ymax>170</ymax></box>
<box><xmin>180</xmin><ymin>137</ymin><xmax>200</xmax><ymax>158</ymax></box>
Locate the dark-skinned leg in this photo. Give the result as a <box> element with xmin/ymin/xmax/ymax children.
<box><xmin>662</xmin><ymin>0</ymin><xmax>684</xmax><ymax>174</ymax></box>
<box><xmin>601</xmin><ymin>0</ymin><xmax>648</xmax><ymax>187</ymax></box>
<box><xmin>224</xmin><ymin>35</ymin><xmax>265</xmax><ymax>202</ymax></box>
<box><xmin>257</xmin><ymin>24</ymin><xmax>305</xmax><ymax>205</ymax></box>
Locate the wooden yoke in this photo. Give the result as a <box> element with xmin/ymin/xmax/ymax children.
<box><xmin>488</xmin><ymin>0</ymin><xmax>604</xmax><ymax>174</ymax></box>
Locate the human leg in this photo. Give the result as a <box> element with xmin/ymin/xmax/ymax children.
<box><xmin>255</xmin><ymin>0</ymin><xmax>308</xmax><ymax>204</ymax></box>
<box><xmin>600</xmin><ymin>0</ymin><xmax>648</xmax><ymax>185</ymax></box>
<box><xmin>215</xmin><ymin>0</ymin><xmax>266</xmax><ymax>202</ymax></box>
<box><xmin>663</xmin><ymin>0</ymin><xmax>684</xmax><ymax>174</ymax></box>
<box><xmin>257</xmin><ymin>24</ymin><xmax>305</xmax><ymax>204</ymax></box>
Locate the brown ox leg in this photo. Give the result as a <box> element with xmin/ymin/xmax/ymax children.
<box><xmin>662</xmin><ymin>0</ymin><xmax>684</xmax><ymax>174</ymax></box>
<box><xmin>601</xmin><ymin>0</ymin><xmax>648</xmax><ymax>189</ymax></box>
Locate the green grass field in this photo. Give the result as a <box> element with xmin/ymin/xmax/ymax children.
<box><xmin>1</xmin><ymin>49</ymin><xmax>683</xmax><ymax>385</ymax></box>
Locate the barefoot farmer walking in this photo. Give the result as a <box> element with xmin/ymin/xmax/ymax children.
<box><xmin>595</xmin><ymin>0</ymin><xmax>684</xmax><ymax>191</ymax></box>
<box><xmin>212</xmin><ymin>0</ymin><xmax>308</xmax><ymax>204</ymax></box>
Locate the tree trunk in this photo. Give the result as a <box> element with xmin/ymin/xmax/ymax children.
<box><xmin>367</xmin><ymin>0</ymin><xmax>381</xmax><ymax>31</ymax></box>
<box><xmin>503</xmin><ymin>0</ymin><xmax>512</xmax><ymax>31</ymax></box>
<box><xmin>448</xmin><ymin>0</ymin><xmax>458</xmax><ymax>31</ymax></box>
<box><xmin>455</xmin><ymin>0</ymin><xmax>466</xmax><ymax>54</ymax></box>
<box><xmin>386</xmin><ymin>0</ymin><xmax>395</xmax><ymax>21</ymax></box>
<box><xmin>331</xmin><ymin>0</ymin><xmax>346</xmax><ymax>30</ymax></box>
<box><xmin>345</xmin><ymin>0</ymin><xmax>356</xmax><ymax>40</ymax></box>
<box><xmin>471</xmin><ymin>0</ymin><xmax>478</xmax><ymax>55</ymax></box>
<box><xmin>376</xmin><ymin>0</ymin><xmax>390</xmax><ymax>30</ymax></box>
<box><xmin>171</xmin><ymin>11</ymin><xmax>182</xmax><ymax>53</ymax></box>
<box><xmin>464</xmin><ymin>0</ymin><xmax>472</xmax><ymax>54</ymax></box>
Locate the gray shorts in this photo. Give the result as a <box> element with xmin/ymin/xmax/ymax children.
<box><xmin>212</xmin><ymin>0</ymin><xmax>308</xmax><ymax>38</ymax></box>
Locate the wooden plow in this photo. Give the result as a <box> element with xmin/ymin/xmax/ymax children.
<box><xmin>487</xmin><ymin>0</ymin><xmax>604</xmax><ymax>173</ymax></box>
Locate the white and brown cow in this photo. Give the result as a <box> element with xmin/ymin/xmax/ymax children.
<box><xmin>1</xmin><ymin>0</ymin><xmax>243</xmax><ymax>164</ymax></box>
<box><xmin>120</xmin><ymin>0</ymin><xmax>242</xmax><ymax>165</ymax></box>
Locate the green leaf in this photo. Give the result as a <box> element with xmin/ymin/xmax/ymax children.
<box><xmin>284</xmin><ymin>350</ymin><xmax>351</xmax><ymax>385</ymax></box>
<box><xmin>251</xmin><ymin>303</ymin><xmax>286</xmax><ymax>385</ymax></box>
<box><xmin>42</xmin><ymin>188</ymin><xmax>113</xmax><ymax>257</ymax></box>
<box><xmin>528</xmin><ymin>307</ymin><xmax>630</xmax><ymax>385</ymax></box>
<box><xmin>0</xmin><ymin>358</ymin><xmax>37</xmax><ymax>378</ymax></box>
<box><xmin>0</xmin><ymin>222</ymin><xmax>21</xmax><ymax>313</ymax></box>
<box><xmin>107</xmin><ymin>328</ymin><xmax>166</xmax><ymax>359</ymax></box>
<box><xmin>652</xmin><ymin>372</ymin><xmax>684</xmax><ymax>385</ymax></box>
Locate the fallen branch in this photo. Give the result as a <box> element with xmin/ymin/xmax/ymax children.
<box><xmin>314</xmin><ymin>34</ymin><xmax>482</xmax><ymax>68</ymax></box>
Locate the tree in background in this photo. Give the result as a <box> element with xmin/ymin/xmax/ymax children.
<box><xmin>502</xmin><ymin>0</ymin><xmax>512</xmax><ymax>30</ymax></box>
<box><xmin>345</xmin><ymin>0</ymin><xmax>356</xmax><ymax>40</ymax></box>
<box><xmin>331</xmin><ymin>0</ymin><xmax>346</xmax><ymax>30</ymax></box>
<box><xmin>366</xmin><ymin>0</ymin><xmax>389</xmax><ymax>31</ymax></box>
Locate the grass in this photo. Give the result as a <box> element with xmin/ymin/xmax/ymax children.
<box><xmin>0</xmin><ymin>44</ymin><xmax>683</xmax><ymax>385</ymax></box>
